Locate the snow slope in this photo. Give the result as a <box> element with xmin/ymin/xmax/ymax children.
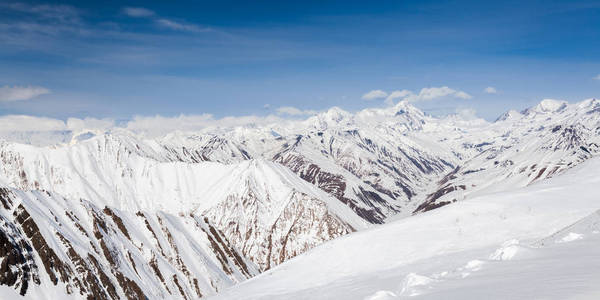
<box><xmin>210</xmin><ymin>155</ymin><xmax>600</xmax><ymax>299</ymax></box>
<box><xmin>0</xmin><ymin>188</ymin><xmax>258</xmax><ymax>299</ymax></box>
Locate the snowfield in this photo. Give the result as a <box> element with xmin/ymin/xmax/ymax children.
<box><xmin>210</xmin><ymin>156</ymin><xmax>600</xmax><ymax>300</ymax></box>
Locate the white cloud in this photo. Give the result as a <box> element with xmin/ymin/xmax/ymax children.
<box><xmin>383</xmin><ymin>86</ymin><xmax>471</xmax><ymax>105</ymax></box>
<box><xmin>484</xmin><ymin>86</ymin><xmax>497</xmax><ymax>94</ymax></box>
<box><xmin>419</xmin><ymin>86</ymin><xmax>471</xmax><ymax>100</ymax></box>
<box><xmin>385</xmin><ymin>90</ymin><xmax>413</xmax><ymax>105</ymax></box>
<box><xmin>122</xmin><ymin>7</ymin><xmax>155</xmax><ymax>18</ymax></box>
<box><xmin>593</xmin><ymin>74</ymin><xmax>600</xmax><ymax>80</ymax></box>
<box><xmin>454</xmin><ymin>91</ymin><xmax>472</xmax><ymax>99</ymax></box>
<box><xmin>455</xmin><ymin>108</ymin><xmax>478</xmax><ymax>120</ymax></box>
<box><xmin>156</xmin><ymin>19</ymin><xmax>210</xmax><ymax>32</ymax></box>
<box><xmin>276</xmin><ymin>106</ymin><xmax>318</xmax><ymax>116</ymax></box>
<box><xmin>361</xmin><ymin>90</ymin><xmax>388</xmax><ymax>100</ymax></box>
<box><xmin>0</xmin><ymin>85</ymin><xmax>50</xmax><ymax>102</ymax></box>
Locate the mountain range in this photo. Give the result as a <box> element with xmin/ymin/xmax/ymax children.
<box><xmin>0</xmin><ymin>98</ymin><xmax>598</xmax><ymax>299</ymax></box>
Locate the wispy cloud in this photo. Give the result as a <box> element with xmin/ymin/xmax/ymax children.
<box><xmin>122</xmin><ymin>7</ymin><xmax>155</xmax><ymax>18</ymax></box>
<box><xmin>276</xmin><ymin>106</ymin><xmax>318</xmax><ymax>116</ymax></box>
<box><xmin>120</xmin><ymin>6</ymin><xmax>209</xmax><ymax>33</ymax></box>
<box><xmin>2</xmin><ymin>3</ymin><xmax>81</xmax><ymax>24</ymax></box>
<box><xmin>484</xmin><ymin>86</ymin><xmax>497</xmax><ymax>94</ymax></box>
<box><xmin>383</xmin><ymin>86</ymin><xmax>471</xmax><ymax>105</ymax></box>
<box><xmin>156</xmin><ymin>19</ymin><xmax>211</xmax><ymax>33</ymax></box>
<box><xmin>0</xmin><ymin>85</ymin><xmax>50</xmax><ymax>102</ymax></box>
<box><xmin>361</xmin><ymin>90</ymin><xmax>388</xmax><ymax>100</ymax></box>
<box><xmin>593</xmin><ymin>74</ymin><xmax>600</xmax><ymax>80</ymax></box>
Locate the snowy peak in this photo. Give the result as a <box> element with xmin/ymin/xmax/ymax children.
<box><xmin>392</xmin><ymin>100</ymin><xmax>424</xmax><ymax>117</ymax></box>
<box><xmin>306</xmin><ymin>107</ymin><xmax>354</xmax><ymax>130</ymax></box>
<box><xmin>523</xmin><ymin>99</ymin><xmax>568</xmax><ymax>115</ymax></box>
<box><xmin>495</xmin><ymin>109</ymin><xmax>522</xmax><ymax>122</ymax></box>
<box><xmin>353</xmin><ymin>101</ymin><xmax>428</xmax><ymax>131</ymax></box>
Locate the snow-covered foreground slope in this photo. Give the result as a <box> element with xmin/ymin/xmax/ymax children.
<box><xmin>210</xmin><ymin>156</ymin><xmax>600</xmax><ymax>300</ymax></box>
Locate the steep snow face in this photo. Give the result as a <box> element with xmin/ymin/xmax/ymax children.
<box><xmin>210</xmin><ymin>156</ymin><xmax>600</xmax><ymax>300</ymax></box>
<box><xmin>194</xmin><ymin>159</ymin><xmax>367</xmax><ymax>271</ymax></box>
<box><xmin>0</xmin><ymin>187</ymin><xmax>258</xmax><ymax>300</ymax></box>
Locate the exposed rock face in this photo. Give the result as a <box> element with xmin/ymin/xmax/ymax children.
<box><xmin>274</xmin><ymin>151</ymin><xmax>390</xmax><ymax>224</ymax></box>
<box><xmin>203</xmin><ymin>189</ymin><xmax>355</xmax><ymax>271</ymax></box>
<box><xmin>0</xmin><ymin>190</ymin><xmax>39</xmax><ymax>296</ymax></box>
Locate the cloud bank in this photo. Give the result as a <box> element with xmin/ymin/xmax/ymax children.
<box><xmin>0</xmin><ymin>113</ymin><xmax>286</xmax><ymax>139</ymax></box>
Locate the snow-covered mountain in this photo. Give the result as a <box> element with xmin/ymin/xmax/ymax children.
<box><xmin>0</xmin><ymin>98</ymin><xmax>598</xmax><ymax>299</ymax></box>
<box><xmin>416</xmin><ymin>98</ymin><xmax>600</xmax><ymax>212</ymax></box>
<box><xmin>210</xmin><ymin>154</ymin><xmax>600</xmax><ymax>300</ymax></box>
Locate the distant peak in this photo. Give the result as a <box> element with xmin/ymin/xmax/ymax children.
<box><xmin>495</xmin><ymin>109</ymin><xmax>522</xmax><ymax>122</ymax></box>
<box><xmin>577</xmin><ymin>98</ymin><xmax>599</xmax><ymax>109</ymax></box>
<box><xmin>323</xmin><ymin>106</ymin><xmax>350</xmax><ymax>117</ymax></box>
<box><xmin>317</xmin><ymin>107</ymin><xmax>352</xmax><ymax>123</ymax></box>
<box><xmin>393</xmin><ymin>100</ymin><xmax>412</xmax><ymax>108</ymax></box>
<box><xmin>522</xmin><ymin>99</ymin><xmax>568</xmax><ymax>115</ymax></box>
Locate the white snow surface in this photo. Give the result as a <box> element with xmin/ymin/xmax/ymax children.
<box><xmin>210</xmin><ymin>156</ymin><xmax>600</xmax><ymax>300</ymax></box>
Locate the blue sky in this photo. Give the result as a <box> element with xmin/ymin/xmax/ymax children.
<box><xmin>1</xmin><ymin>0</ymin><xmax>599</xmax><ymax>121</ymax></box>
